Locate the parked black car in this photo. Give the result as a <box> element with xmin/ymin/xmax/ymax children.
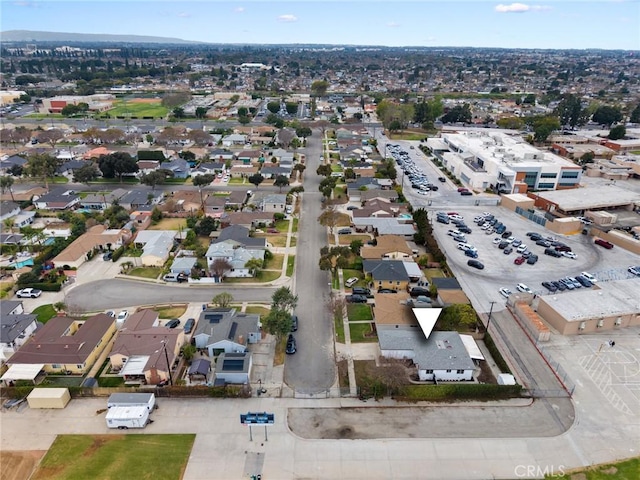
<box><xmin>183</xmin><ymin>318</ymin><xmax>195</xmax><ymax>334</ymax></box>
<box><xmin>291</xmin><ymin>314</ymin><xmax>299</xmax><ymax>332</ymax></box>
<box><xmin>527</xmin><ymin>255</ymin><xmax>539</xmax><ymax>265</ymax></box>
<box><xmin>545</xmin><ymin>247</ymin><xmax>562</xmax><ymax>257</ymax></box>
<box><xmin>458</xmin><ymin>226</ymin><xmax>472</xmax><ymax>234</ymax></box>
<box><xmin>347</xmin><ymin>294</ymin><xmax>369</xmax><ymax>303</ymax></box>
<box><xmin>352</xmin><ymin>287</ymin><xmax>372</xmax><ymax>297</ymax></box>
<box><xmin>536</xmin><ymin>239</ymin><xmax>551</xmax><ymax>247</ymax></box>
<box><xmin>467</xmin><ymin>259</ymin><xmax>484</xmax><ymax>270</ymax></box>
<box><xmin>165</xmin><ymin>319</ymin><xmax>181</xmax><ymax>329</ymax></box>
<box><xmin>409</xmin><ymin>287</ymin><xmax>430</xmax><ymax>297</ymax></box>
<box><xmin>286</xmin><ymin>334</ymin><xmax>297</xmax><ymax>354</ymax></box>
<box><xmin>376</xmin><ymin>288</ymin><xmax>398</xmax><ymax>294</ymax></box>
<box><xmin>575</xmin><ymin>275</ymin><xmax>593</xmax><ymax>288</ymax></box>
<box><xmin>501</xmin><ymin>231</ymin><xmax>512</xmax><ymax>239</ymax></box>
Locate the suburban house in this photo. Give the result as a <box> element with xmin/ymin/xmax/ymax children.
<box><xmin>160</xmin><ymin>158</ymin><xmax>190</xmax><ymax>178</ymax></box>
<box><xmin>260</xmin><ymin>166</ymin><xmax>292</xmax><ymax>179</ymax></box>
<box><xmin>360</xmin><ymin>190</ymin><xmax>399</xmax><ymax>203</ymax></box>
<box><xmin>361</xmin><ymin>235</ymin><xmax>414</xmax><ymax>261</ymax></box>
<box><xmin>191</xmin><ymin>161</ymin><xmax>225</xmax><ymax>177</ymax></box>
<box><xmin>362</xmin><ymin>259</ymin><xmax>410</xmax><ymax>292</ymax></box>
<box><xmin>79</xmin><ymin>188</ymin><xmax>128</xmax><ymax>211</ymax></box>
<box><xmin>109</xmin><ymin>309</ymin><xmax>184</xmax><ymax>386</ymax></box>
<box><xmin>134</xmin><ymin>230</ymin><xmax>177</xmax><ymax>267</ymax></box>
<box><xmin>260</xmin><ymin>194</ymin><xmax>288</xmax><ymax>213</ymax></box>
<box><xmin>167</xmin><ymin>190</ymin><xmax>204</xmax><ymax>214</ymax></box>
<box><xmin>7</xmin><ymin>210</ymin><xmax>36</xmax><ymax>229</ymax></box>
<box><xmin>235</xmin><ymin>150</ymin><xmax>262</xmax><ymax>164</ymax></box>
<box><xmin>0</xmin><ymin>201</ymin><xmax>20</xmax><ymax>221</ymax></box>
<box><xmin>352</xmin><ymin>217</ymin><xmax>416</xmax><ymax>237</ymax></box>
<box><xmin>137</xmin><ymin>160</ymin><xmax>161</xmax><ymax>175</ymax></box>
<box><xmin>346</xmin><ymin>178</ymin><xmax>382</xmax><ymax>203</ymax></box>
<box><xmin>57</xmin><ymin>159</ymin><xmax>88</xmax><ymax>177</ymax></box>
<box><xmin>209</xmin><ymin>149</ymin><xmax>235</xmax><ymax>161</ymax></box>
<box><xmin>225</xmin><ymin>190</ymin><xmax>249</xmax><ymax>209</ymax></box>
<box><xmin>214</xmin><ymin>352</ymin><xmax>252</xmax><ymax>384</ymax></box>
<box><xmin>118</xmin><ymin>189</ymin><xmax>164</xmax><ymax>211</ymax></box>
<box><xmin>206</xmin><ymin>225</ymin><xmax>266</xmax><ymax>277</ymax></box>
<box><xmin>41</xmin><ymin>221</ymin><xmax>72</xmax><ymax>239</ymax></box>
<box><xmin>221</xmin><ymin>134</ymin><xmax>247</xmax><ymax>147</ymax></box>
<box><xmin>378</xmin><ymin>330</ymin><xmax>476</xmax><ymax>382</ymax></box>
<box><xmin>219</xmin><ymin>211</ymin><xmax>274</xmax><ymax>229</ymax></box>
<box><xmin>170</xmin><ymin>255</ymin><xmax>197</xmax><ymax>275</ymax></box>
<box><xmin>33</xmin><ymin>188</ymin><xmax>80</xmax><ymax>211</ymax></box>
<box><xmin>373</xmin><ymin>292</ymin><xmax>420</xmax><ymax>330</ymax></box>
<box><xmin>193</xmin><ymin>308</ymin><xmax>261</xmax><ymax>357</ymax></box>
<box><xmin>52</xmin><ymin>225</ymin><xmax>131</xmax><ymax>268</ymax></box>
<box><xmin>431</xmin><ymin>278</ymin><xmax>471</xmax><ymax>306</ymax></box>
<box><xmin>0</xmin><ymin>155</ymin><xmax>27</xmax><ymax>174</ymax></box>
<box><xmin>6</xmin><ymin>313</ymin><xmax>116</xmax><ymax>375</ymax></box>
<box><xmin>275</xmin><ymin>128</ymin><xmax>296</xmax><ymax>148</ymax></box>
<box><xmin>0</xmin><ymin>301</ymin><xmax>41</xmax><ymax>363</ymax></box>
<box><xmin>204</xmin><ymin>195</ymin><xmax>227</xmax><ymax>218</ymax></box>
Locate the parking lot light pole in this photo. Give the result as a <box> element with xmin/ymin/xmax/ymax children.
<box><xmin>486</xmin><ymin>301</ymin><xmax>497</xmax><ymax>332</ymax></box>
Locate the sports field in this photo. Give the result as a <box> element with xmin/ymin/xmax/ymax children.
<box><xmin>30</xmin><ymin>434</ymin><xmax>195</xmax><ymax>480</ymax></box>
<box><xmin>104</xmin><ymin>99</ymin><xmax>168</xmax><ymax>118</ymax></box>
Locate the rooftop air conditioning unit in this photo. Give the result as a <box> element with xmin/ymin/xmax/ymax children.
<box><xmin>579</xmin><ymin>322</ymin><xmax>586</xmax><ymax>331</ymax></box>
<box><xmin>615</xmin><ymin>317</ymin><xmax>622</xmax><ymax>326</ymax></box>
<box><xmin>597</xmin><ymin>320</ymin><xmax>604</xmax><ymax>328</ymax></box>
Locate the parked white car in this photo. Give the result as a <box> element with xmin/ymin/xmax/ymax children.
<box><xmin>499</xmin><ymin>287</ymin><xmax>512</xmax><ymax>298</ymax></box>
<box><xmin>345</xmin><ymin>277</ymin><xmax>358</xmax><ymax>287</ymax></box>
<box><xmin>517</xmin><ymin>283</ymin><xmax>533</xmax><ymax>294</ymax></box>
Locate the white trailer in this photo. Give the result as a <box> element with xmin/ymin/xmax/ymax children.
<box><xmin>107</xmin><ymin>393</ymin><xmax>156</xmax><ymax>412</ymax></box>
<box><xmin>105</xmin><ymin>405</ymin><xmax>151</xmax><ymax>429</ymax></box>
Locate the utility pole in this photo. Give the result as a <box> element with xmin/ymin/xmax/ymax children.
<box><xmin>162</xmin><ymin>338</ymin><xmax>173</xmax><ymax>386</ymax></box>
<box><xmin>486</xmin><ymin>301</ymin><xmax>497</xmax><ymax>333</ymax></box>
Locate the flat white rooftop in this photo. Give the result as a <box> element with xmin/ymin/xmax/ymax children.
<box><xmin>540</xmin><ymin>280</ymin><xmax>640</xmax><ymax>322</ymax></box>
<box><xmin>535</xmin><ymin>185</ymin><xmax>640</xmax><ymax>211</ymax></box>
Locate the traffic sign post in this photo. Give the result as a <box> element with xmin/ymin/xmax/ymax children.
<box><xmin>240</xmin><ymin>412</ymin><xmax>274</xmax><ymax>442</ymax></box>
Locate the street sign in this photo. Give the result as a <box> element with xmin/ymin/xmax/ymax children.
<box><xmin>240</xmin><ymin>412</ymin><xmax>274</xmax><ymax>425</ymax></box>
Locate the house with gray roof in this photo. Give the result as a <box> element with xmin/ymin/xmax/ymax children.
<box><xmin>134</xmin><ymin>230</ymin><xmax>177</xmax><ymax>267</ymax></box>
<box><xmin>221</xmin><ymin>134</ymin><xmax>247</xmax><ymax>147</ymax></box>
<box><xmin>193</xmin><ymin>308</ymin><xmax>260</xmax><ymax>357</ymax></box>
<box><xmin>80</xmin><ymin>188</ymin><xmax>128</xmax><ymax>210</ymax></box>
<box><xmin>0</xmin><ymin>155</ymin><xmax>27</xmax><ymax>174</ymax></box>
<box><xmin>161</xmin><ymin>158</ymin><xmax>190</xmax><ymax>179</ymax></box>
<box><xmin>0</xmin><ymin>301</ymin><xmax>41</xmax><ymax>362</ymax></box>
<box><xmin>209</xmin><ymin>149</ymin><xmax>235</xmax><ymax>161</ymax></box>
<box><xmin>33</xmin><ymin>188</ymin><xmax>80</xmax><ymax>210</ymax></box>
<box><xmin>260</xmin><ymin>194</ymin><xmax>288</xmax><ymax>213</ymax></box>
<box><xmin>352</xmin><ymin>217</ymin><xmax>416</xmax><ymax>237</ymax></box>
<box><xmin>260</xmin><ymin>166</ymin><xmax>292</xmax><ymax>179</ymax></box>
<box><xmin>170</xmin><ymin>256</ymin><xmax>197</xmax><ymax>275</ymax></box>
<box><xmin>119</xmin><ymin>189</ymin><xmax>164</xmax><ymax>210</ymax></box>
<box><xmin>378</xmin><ymin>330</ymin><xmax>476</xmax><ymax>381</ymax></box>
<box><xmin>214</xmin><ymin>225</ymin><xmax>266</xmax><ymax>250</ymax></box>
<box><xmin>362</xmin><ymin>259</ymin><xmax>411</xmax><ymax>292</ymax></box>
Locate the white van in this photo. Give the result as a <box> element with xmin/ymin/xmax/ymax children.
<box><xmin>163</xmin><ymin>273</ymin><xmax>179</xmax><ymax>282</ymax></box>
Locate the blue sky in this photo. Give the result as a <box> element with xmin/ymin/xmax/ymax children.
<box><xmin>2</xmin><ymin>1</ymin><xmax>639</xmax><ymax>50</ymax></box>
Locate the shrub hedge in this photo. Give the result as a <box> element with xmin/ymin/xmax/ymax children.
<box><xmin>111</xmin><ymin>245</ymin><xmax>125</xmax><ymax>262</ymax></box>
<box><xmin>484</xmin><ymin>332</ymin><xmax>512</xmax><ymax>374</ymax></box>
<box><xmin>396</xmin><ymin>383</ymin><xmax>522</xmax><ymax>402</ymax></box>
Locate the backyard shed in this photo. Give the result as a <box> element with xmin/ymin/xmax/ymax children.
<box><xmin>27</xmin><ymin>388</ymin><xmax>71</xmax><ymax>409</ymax></box>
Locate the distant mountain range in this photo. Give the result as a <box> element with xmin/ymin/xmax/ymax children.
<box><xmin>0</xmin><ymin>30</ymin><xmax>198</xmax><ymax>44</ymax></box>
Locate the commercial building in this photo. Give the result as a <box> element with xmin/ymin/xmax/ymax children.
<box><xmin>427</xmin><ymin>131</ymin><xmax>582</xmax><ymax>193</ymax></box>
<box><xmin>530</xmin><ymin>185</ymin><xmax>640</xmax><ymax>217</ymax></box>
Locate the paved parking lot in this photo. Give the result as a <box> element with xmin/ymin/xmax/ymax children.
<box><xmin>429</xmin><ymin>205</ymin><xmax>640</xmax><ymax>313</ymax></box>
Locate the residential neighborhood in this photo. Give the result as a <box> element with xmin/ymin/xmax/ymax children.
<box><xmin>0</xmin><ymin>33</ymin><xmax>639</xmax><ymax>480</ymax></box>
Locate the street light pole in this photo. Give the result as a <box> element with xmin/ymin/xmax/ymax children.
<box><xmin>486</xmin><ymin>301</ymin><xmax>497</xmax><ymax>333</ymax></box>
<box><xmin>162</xmin><ymin>338</ymin><xmax>173</xmax><ymax>386</ymax></box>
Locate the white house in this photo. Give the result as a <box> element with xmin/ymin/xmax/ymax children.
<box><xmin>378</xmin><ymin>330</ymin><xmax>476</xmax><ymax>382</ymax></box>
<box><xmin>134</xmin><ymin>230</ymin><xmax>177</xmax><ymax>267</ymax></box>
<box><xmin>260</xmin><ymin>194</ymin><xmax>288</xmax><ymax>213</ymax></box>
<box><xmin>214</xmin><ymin>352</ymin><xmax>252</xmax><ymax>384</ymax></box>
<box><xmin>205</xmin><ymin>242</ymin><xmax>260</xmax><ymax>278</ymax></box>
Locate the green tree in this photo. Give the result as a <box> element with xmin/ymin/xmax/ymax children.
<box><xmin>248</xmin><ymin>173</ymin><xmax>264</xmax><ymax>189</ymax></box>
<box><xmin>195</xmin><ymin>106</ymin><xmax>208</xmax><ymax>119</ymax></box>
<box><xmin>630</xmin><ymin>104</ymin><xmax>640</xmax><ymax>124</ymax></box>
<box><xmin>441</xmin><ymin>104</ymin><xmax>472</xmax><ymax>124</ymax></box>
<box><xmin>271</xmin><ymin>286</ymin><xmax>298</xmax><ymax>312</ymax></box>
<box><xmin>172</xmin><ymin>107</ymin><xmax>186</xmax><ymax>118</ymax></box>
<box><xmin>553</xmin><ymin>94</ymin><xmax>586</xmax><ymax>128</ymax></box>
<box><xmin>212</xmin><ymin>292</ymin><xmax>234</xmax><ymax>307</ymax></box>
<box><xmin>274</xmin><ymin>175</ymin><xmax>290</xmax><ymax>192</ymax></box>
<box><xmin>151</xmin><ymin>207</ymin><xmax>163</xmax><ymax>223</ymax></box>
<box><xmin>26</xmin><ymin>153</ymin><xmax>62</xmax><ymax>189</ymax></box>
<box><xmin>316</xmin><ymin>164</ymin><xmax>332</xmax><ymax>177</ymax></box>
<box><xmin>140</xmin><ymin>170</ymin><xmax>167</xmax><ymax>190</ymax></box>
<box><xmin>245</xmin><ymin>257</ymin><xmax>263</xmax><ymax>276</ymax></box>
<box><xmin>579</xmin><ymin>151</ymin><xmax>595</xmax><ymax>165</ymax></box>
<box><xmin>195</xmin><ymin>216</ymin><xmax>218</xmax><ymax>236</ymax></box>
<box><xmin>73</xmin><ymin>163</ymin><xmax>99</xmax><ymax>184</ymax></box>
<box><xmin>261</xmin><ymin>308</ymin><xmax>292</xmax><ymax>341</ymax></box>
<box><xmin>193</xmin><ymin>174</ymin><xmax>215</xmax><ymax>187</ymax></box>
<box><xmin>349</xmin><ymin>239</ymin><xmax>363</xmax><ymax>255</ymax></box>
<box><xmin>295</xmin><ymin>126</ymin><xmax>312</xmax><ymax>138</ymax></box>
<box><xmin>266</xmin><ymin>101</ymin><xmax>280</xmax><ymax>113</ymax></box>
<box><xmin>531</xmin><ymin>116</ymin><xmax>560</xmax><ymax>143</ymax></box>
<box><xmin>608</xmin><ymin>125</ymin><xmax>626</xmax><ymax>140</ymax></box>
<box><xmin>0</xmin><ymin>175</ymin><xmax>15</xmax><ymax>202</ymax></box>
<box><xmin>592</xmin><ymin>106</ymin><xmax>623</xmax><ymax>127</ymax></box>
<box><xmin>98</xmin><ymin>152</ymin><xmax>139</xmax><ymax>182</ymax></box>
<box><xmin>311</xmin><ymin>80</ymin><xmax>329</xmax><ymax>97</ymax></box>
<box><xmin>496</xmin><ymin>116</ymin><xmax>525</xmax><ymax>130</ymax></box>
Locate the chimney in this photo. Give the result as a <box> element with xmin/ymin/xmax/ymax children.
<box><xmin>238</xmin><ymin>335</ymin><xmax>244</xmax><ymax>345</ymax></box>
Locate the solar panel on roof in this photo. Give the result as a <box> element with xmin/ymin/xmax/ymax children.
<box><xmin>222</xmin><ymin>359</ymin><xmax>244</xmax><ymax>371</ymax></box>
<box><xmin>228</xmin><ymin>321</ymin><xmax>238</xmax><ymax>340</ymax></box>
<box><xmin>205</xmin><ymin>314</ymin><xmax>223</xmax><ymax>323</ymax></box>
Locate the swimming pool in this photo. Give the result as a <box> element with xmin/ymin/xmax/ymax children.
<box><xmin>11</xmin><ymin>258</ymin><xmax>34</xmax><ymax>268</ymax></box>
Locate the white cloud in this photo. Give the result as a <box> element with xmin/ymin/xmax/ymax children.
<box><xmin>387</xmin><ymin>22</ymin><xmax>400</xmax><ymax>28</ymax></box>
<box><xmin>495</xmin><ymin>3</ymin><xmax>551</xmax><ymax>13</ymax></box>
<box><xmin>278</xmin><ymin>14</ymin><xmax>298</xmax><ymax>22</ymax></box>
<box><xmin>234</xmin><ymin>7</ymin><xmax>245</xmax><ymax>13</ymax></box>
<box><xmin>177</xmin><ymin>12</ymin><xmax>190</xmax><ymax>18</ymax></box>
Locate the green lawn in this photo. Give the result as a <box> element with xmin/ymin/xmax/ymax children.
<box><xmin>347</xmin><ymin>304</ymin><xmax>373</xmax><ymax>321</ymax></box>
<box><xmin>350</xmin><ymin>322</ymin><xmax>377</xmax><ymax>343</ymax></box>
<box><xmin>264</xmin><ymin>253</ymin><xmax>284</xmax><ymax>270</ymax></box>
<box><xmin>423</xmin><ymin>268</ymin><xmax>446</xmax><ymax>281</ymax></box>
<box><xmin>244</xmin><ymin>305</ymin><xmax>270</xmax><ymax>316</ymax></box>
<box><xmin>102</xmin><ymin>100</ymin><xmax>169</xmax><ymax>119</ymax></box>
<box><xmin>551</xmin><ymin>457</ymin><xmax>640</xmax><ymax>479</ymax></box>
<box><xmin>32</xmin><ymin>434</ymin><xmax>195</xmax><ymax>480</ymax></box>
<box><xmin>292</xmin><ymin>218</ymin><xmax>299</xmax><ymax>233</ymax></box>
<box><xmin>224</xmin><ymin>270</ymin><xmax>280</xmax><ymax>283</ymax></box>
<box><xmin>128</xmin><ymin>267</ymin><xmax>162</xmax><ymax>279</ymax></box>
<box><xmin>32</xmin><ymin>304</ymin><xmax>57</xmax><ymax>324</ymax></box>
<box><xmin>334</xmin><ymin>313</ymin><xmax>345</xmax><ymax>343</ymax></box>
<box><xmin>286</xmin><ymin>255</ymin><xmax>295</xmax><ymax>276</ymax></box>
<box><xmin>274</xmin><ymin>219</ymin><xmax>290</xmax><ymax>232</ymax></box>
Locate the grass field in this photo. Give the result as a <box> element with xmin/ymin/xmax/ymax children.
<box><xmin>32</xmin><ymin>304</ymin><xmax>57</xmax><ymax>323</ymax></box>
<box><xmin>244</xmin><ymin>305</ymin><xmax>270</xmax><ymax>317</ymax></box>
<box><xmin>153</xmin><ymin>305</ymin><xmax>187</xmax><ymax>319</ymax></box>
<box><xmin>265</xmin><ymin>253</ymin><xmax>284</xmax><ymax>270</ymax></box>
<box><xmin>350</xmin><ymin>322</ymin><xmax>377</xmax><ymax>343</ymax></box>
<box><xmin>286</xmin><ymin>255</ymin><xmax>295</xmax><ymax>276</ymax></box>
<box><xmin>224</xmin><ymin>270</ymin><xmax>280</xmax><ymax>283</ymax></box>
<box><xmin>128</xmin><ymin>267</ymin><xmax>162</xmax><ymax>279</ymax></box>
<box><xmin>31</xmin><ymin>434</ymin><xmax>195</xmax><ymax>480</ymax></box>
<box><xmin>551</xmin><ymin>457</ymin><xmax>640</xmax><ymax>479</ymax></box>
<box><xmin>148</xmin><ymin>218</ymin><xmax>187</xmax><ymax>230</ymax></box>
<box><xmin>103</xmin><ymin>100</ymin><xmax>169</xmax><ymax>119</ymax></box>
<box><xmin>347</xmin><ymin>304</ymin><xmax>373</xmax><ymax>321</ymax></box>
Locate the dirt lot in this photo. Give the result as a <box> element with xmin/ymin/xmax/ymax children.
<box><xmin>0</xmin><ymin>451</ymin><xmax>45</xmax><ymax>480</ymax></box>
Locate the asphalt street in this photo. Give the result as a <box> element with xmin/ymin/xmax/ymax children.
<box><xmin>64</xmin><ymin>279</ymin><xmax>276</xmax><ymax>311</ymax></box>
<box><xmin>283</xmin><ymin>132</ymin><xmax>336</xmax><ymax>393</ymax></box>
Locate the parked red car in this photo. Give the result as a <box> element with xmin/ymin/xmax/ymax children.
<box><xmin>594</xmin><ymin>238</ymin><xmax>614</xmax><ymax>249</ymax></box>
<box><xmin>514</xmin><ymin>256</ymin><xmax>525</xmax><ymax>265</ymax></box>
